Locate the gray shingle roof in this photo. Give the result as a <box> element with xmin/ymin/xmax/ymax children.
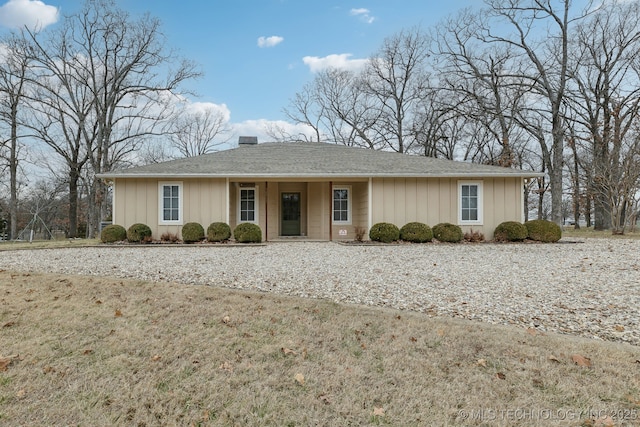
<box><xmin>97</xmin><ymin>142</ymin><xmax>541</xmax><ymax>179</ymax></box>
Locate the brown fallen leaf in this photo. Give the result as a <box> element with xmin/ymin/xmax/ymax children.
<box><xmin>281</xmin><ymin>347</ymin><xmax>297</xmax><ymax>356</ymax></box>
<box><xmin>294</xmin><ymin>373</ymin><xmax>305</xmax><ymax>385</ymax></box>
<box><xmin>571</xmin><ymin>354</ymin><xmax>591</xmax><ymax>367</ymax></box>
<box><xmin>0</xmin><ymin>357</ymin><xmax>11</xmax><ymax>372</ymax></box>
<box><xmin>3</xmin><ymin>321</ymin><xmax>15</xmax><ymax>328</ymax></box>
<box><xmin>548</xmin><ymin>355</ymin><xmax>561</xmax><ymax>363</ymax></box>
<box><xmin>615</xmin><ymin>325</ymin><xmax>625</xmax><ymax>332</ymax></box>
<box><xmin>83</xmin><ymin>349</ymin><xmax>93</xmax><ymax>355</ymax></box>
<box><xmin>114</xmin><ymin>309</ymin><xmax>122</xmax><ymax>317</ymax></box>
<box><xmin>373</xmin><ymin>407</ymin><xmax>385</xmax><ymax>416</ymax></box>
<box><xmin>588</xmin><ymin>415</ymin><xmax>615</xmax><ymax>427</ymax></box>
<box><xmin>151</xmin><ymin>355</ymin><xmax>162</xmax><ymax>361</ymax></box>
<box><xmin>495</xmin><ymin>372</ymin><xmax>506</xmax><ymax>380</ymax></box>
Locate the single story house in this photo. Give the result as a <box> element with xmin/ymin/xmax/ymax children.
<box><xmin>97</xmin><ymin>139</ymin><xmax>542</xmax><ymax>241</ymax></box>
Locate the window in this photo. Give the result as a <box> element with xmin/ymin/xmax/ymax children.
<box><xmin>238</xmin><ymin>187</ymin><xmax>258</xmax><ymax>223</ymax></box>
<box><xmin>332</xmin><ymin>186</ymin><xmax>351</xmax><ymax>224</ymax></box>
<box><xmin>459</xmin><ymin>181</ymin><xmax>483</xmax><ymax>224</ymax></box>
<box><xmin>159</xmin><ymin>182</ymin><xmax>183</xmax><ymax>225</ymax></box>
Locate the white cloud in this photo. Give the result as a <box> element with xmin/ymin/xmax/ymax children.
<box><xmin>350</xmin><ymin>7</ymin><xmax>375</xmax><ymax>24</ymax></box>
<box><xmin>302</xmin><ymin>53</ymin><xmax>369</xmax><ymax>73</ymax></box>
<box><xmin>257</xmin><ymin>35</ymin><xmax>284</xmax><ymax>48</ymax></box>
<box><xmin>184</xmin><ymin>101</ymin><xmax>231</xmax><ymax>122</ymax></box>
<box><xmin>0</xmin><ymin>0</ymin><xmax>59</xmax><ymax>30</ymax></box>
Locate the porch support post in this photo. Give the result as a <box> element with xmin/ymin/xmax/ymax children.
<box><xmin>265</xmin><ymin>181</ymin><xmax>268</xmax><ymax>241</ymax></box>
<box><xmin>329</xmin><ymin>181</ymin><xmax>333</xmax><ymax>241</ymax></box>
<box><xmin>368</xmin><ymin>177</ymin><xmax>373</xmax><ymax>232</ymax></box>
<box><xmin>225</xmin><ymin>177</ymin><xmax>230</xmax><ymax>225</ymax></box>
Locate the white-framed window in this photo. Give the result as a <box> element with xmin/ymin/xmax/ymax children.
<box><xmin>332</xmin><ymin>186</ymin><xmax>351</xmax><ymax>224</ymax></box>
<box><xmin>459</xmin><ymin>181</ymin><xmax>483</xmax><ymax>225</ymax></box>
<box><xmin>159</xmin><ymin>181</ymin><xmax>183</xmax><ymax>225</ymax></box>
<box><xmin>238</xmin><ymin>186</ymin><xmax>258</xmax><ymax>223</ymax></box>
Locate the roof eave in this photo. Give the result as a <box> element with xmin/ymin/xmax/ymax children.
<box><xmin>97</xmin><ymin>172</ymin><xmax>544</xmax><ymax>180</ymax></box>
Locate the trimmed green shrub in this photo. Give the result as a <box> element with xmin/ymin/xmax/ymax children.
<box><xmin>494</xmin><ymin>221</ymin><xmax>528</xmax><ymax>242</ymax></box>
<box><xmin>100</xmin><ymin>224</ymin><xmax>127</xmax><ymax>243</ymax></box>
<box><xmin>233</xmin><ymin>223</ymin><xmax>262</xmax><ymax>243</ymax></box>
<box><xmin>525</xmin><ymin>219</ymin><xmax>562</xmax><ymax>243</ymax></box>
<box><xmin>127</xmin><ymin>223</ymin><xmax>152</xmax><ymax>243</ymax></box>
<box><xmin>432</xmin><ymin>222</ymin><xmax>463</xmax><ymax>243</ymax></box>
<box><xmin>369</xmin><ymin>222</ymin><xmax>400</xmax><ymax>243</ymax></box>
<box><xmin>207</xmin><ymin>222</ymin><xmax>232</xmax><ymax>242</ymax></box>
<box><xmin>182</xmin><ymin>222</ymin><xmax>205</xmax><ymax>243</ymax></box>
<box><xmin>400</xmin><ymin>222</ymin><xmax>433</xmax><ymax>243</ymax></box>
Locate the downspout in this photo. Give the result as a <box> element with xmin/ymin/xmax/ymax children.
<box><xmin>265</xmin><ymin>182</ymin><xmax>268</xmax><ymax>241</ymax></box>
<box><xmin>329</xmin><ymin>181</ymin><xmax>333</xmax><ymax>241</ymax></box>
<box><xmin>111</xmin><ymin>180</ymin><xmax>116</xmax><ymax>225</ymax></box>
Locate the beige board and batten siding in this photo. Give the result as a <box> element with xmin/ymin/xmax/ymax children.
<box><xmin>370</xmin><ymin>177</ymin><xmax>523</xmax><ymax>240</ymax></box>
<box><xmin>113</xmin><ymin>178</ymin><xmax>227</xmax><ymax>239</ymax></box>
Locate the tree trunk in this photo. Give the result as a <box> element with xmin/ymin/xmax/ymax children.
<box><xmin>68</xmin><ymin>168</ymin><xmax>80</xmax><ymax>238</ymax></box>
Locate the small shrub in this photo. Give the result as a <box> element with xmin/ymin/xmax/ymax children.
<box><xmin>233</xmin><ymin>223</ymin><xmax>262</xmax><ymax>243</ymax></box>
<box><xmin>432</xmin><ymin>223</ymin><xmax>463</xmax><ymax>243</ymax></box>
<box><xmin>207</xmin><ymin>222</ymin><xmax>232</xmax><ymax>242</ymax></box>
<box><xmin>354</xmin><ymin>226</ymin><xmax>367</xmax><ymax>242</ymax></box>
<box><xmin>100</xmin><ymin>224</ymin><xmax>127</xmax><ymax>243</ymax></box>
<box><xmin>160</xmin><ymin>231</ymin><xmax>180</xmax><ymax>243</ymax></box>
<box><xmin>182</xmin><ymin>222</ymin><xmax>205</xmax><ymax>243</ymax></box>
<box><xmin>369</xmin><ymin>222</ymin><xmax>400</xmax><ymax>243</ymax></box>
<box><xmin>525</xmin><ymin>219</ymin><xmax>562</xmax><ymax>243</ymax></box>
<box><xmin>494</xmin><ymin>221</ymin><xmax>528</xmax><ymax>242</ymax></box>
<box><xmin>127</xmin><ymin>223</ymin><xmax>152</xmax><ymax>243</ymax></box>
<box><xmin>400</xmin><ymin>222</ymin><xmax>433</xmax><ymax>243</ymax></box>
<box><xmin>464</xmin><ymin>228</ymin><xmax>485</xmax><ymax>242</ymax></box>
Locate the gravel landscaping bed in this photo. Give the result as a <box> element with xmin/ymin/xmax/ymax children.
<box><xmin>2</xmin><ymin>239</ymin><xmax>639</xmax><ymax>345</ymax></box>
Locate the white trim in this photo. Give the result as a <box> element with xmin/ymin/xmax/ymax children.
<box><xmin>158</xmin><ymin>181</ymin><xmax>183</xmax><ymax>225</ymax></box>
<box><xmin>458</xmin><ymin>181</ymin><xmax>483</xmax><ymax>225</ymax></box>
<box><xmin>332</xmin><ymin>185</ymin><xmax>352</xmax><ymax>225</ymax></box>
<box><xmin>237</xmin><ymin>186</ymin><xmax>259</xmax><ymax>224</ymax></box>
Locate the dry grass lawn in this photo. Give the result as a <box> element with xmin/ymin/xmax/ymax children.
<box><xmin>1</xmin><ymin>270</ymin><xmax>639</xmax><ymax>426</ymax></box>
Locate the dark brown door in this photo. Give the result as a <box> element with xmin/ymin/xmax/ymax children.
<box><xmin>281</xmin><ymin>193</ymin><xmax>301</xmax><ymax>236</ymax></box>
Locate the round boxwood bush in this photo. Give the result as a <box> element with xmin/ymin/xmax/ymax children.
<box><xmin>127</xmin><ymin>223</ymin><xmax>152</xmax><ymax>243</ymax></box>
<box><xmin>182</xmin><ymin>222</ymin><xmax>205</xmax><ymax>243</ymax></box>
<box><xmin>100</xmin><ymin>224</ymin><xmax>127</xmax><ymax>243</ymax></box>
<box><xmin>525</xmin><ymin>219</ymin><xmax>562</xmax><ymax>243</ymax></box>
<box><xmin>207</xmin><ymin>222</ymin><xmax>231</xmax><ymax>242</ymax></box>
<box><xmin>432</xmin><ymin>222</ymin><xmax>463</xmax><ymax>243</ymax></box>
<box><xmin>233</xmin><ymin>222</ymin><xmax>262</xmax><ymax>243</ymax></box>
<box><xmin>369</xmin><ymin>222</ymin><xmax>400</xmax><ymax>243</ymax></box>
<box><xmin>400</xmin><ymin>222</ymin><xmax>433</xmax><ymax>243</ymax></box>
<box><xmin>494</xmin><ymin>221</ymin><xmax>528</xmax><ymax>242</ymax></box>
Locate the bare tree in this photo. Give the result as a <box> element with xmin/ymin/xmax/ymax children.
<box><xmin>25</xmin><ymin>0</ymin><xmax>200</xmax><ymax>237</ymax></box>
<box><xmin>361</xmin><ymin>27</ymin><xmax>431</xmax><ymax>153</ymax></box>
<box><xmin>169</xmin><ymin>107</ymin><xmax>231</xmax><ymax>157</ymax></box>
<box><xmin>434</xmin><ymin>8</ymin><xmax>532</xmax><ymax>167</ymax></box>
<box><xmin>477</xmin><ymin>0</ymin><xmax>597</xmax><ymax>224</ymax></box>
<box><xmin>286</xmin><ymin>27</ymin><xmax>432</xmax><ymax>153</ymax></box>
<box><xmin>565</xmin><ymin>0</ymin><xmax>640</xmax><ymax>230</ymax></box>
<box><xmin>0</xmin><ymin>34</ymin><xmax>30</xmax><ymax>240</ymax></box>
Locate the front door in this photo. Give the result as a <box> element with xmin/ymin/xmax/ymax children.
<box><xmin>281</xmin><ymin>193</ymin><xmax>301</xmax><ymax>236</ymax></box>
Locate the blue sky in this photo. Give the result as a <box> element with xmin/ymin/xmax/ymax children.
<box><xmin>0</xmin><ymin>0</ymin><xmax>479</xmax><ymax>141</ymax></box>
